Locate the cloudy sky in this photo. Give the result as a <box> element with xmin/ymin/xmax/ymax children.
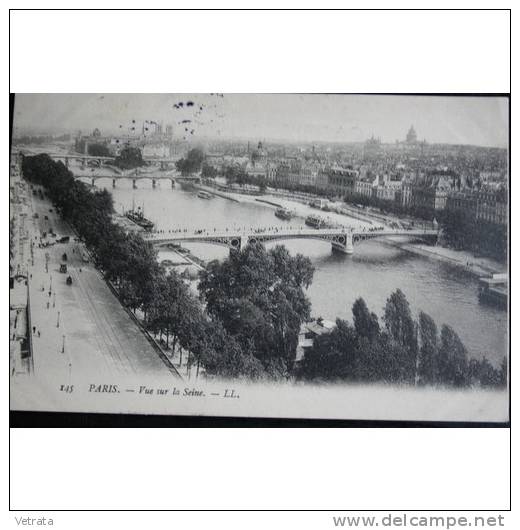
<box><xmin>13</xmin><ymin>94</ymin><xmax>509</xmax><ymax>148</ymax></box>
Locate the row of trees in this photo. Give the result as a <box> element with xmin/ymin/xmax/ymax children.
<box><xmin>221</xmin><ymin>165</ymin><xmax>268</xmax><ymax>191</ymax></box>
<box><xmin>21</xmin><ymin>154</ymin><xmax>315</xmax><ymax>380</ymax></box>
<box><xmin>441</xmin><ymin>209</ymin><xmax>507</xmax><ymax>263</ymax></box>
<box><xmin>343</xmin><ymin>192</ymin><xmax>436</xmax><ymax>221</ymax></box>
<box><xmin>22</xmin><ymin>154</ymin><xmax>237</xmax><ymax>377</ymax></box>
<box><xmin>14</xmin><ymin>133</ymin><xmax>71</xmax><ymax>145</ymax></box>
<box><xmin>87</xmin><ymin>143</ymin><xmax>112</xmax><ymax>157</ymax></box>
<box><xmin>299</xmin><ymin>289</ymin><xmax>507</xmax><ymax>388</ymax></box>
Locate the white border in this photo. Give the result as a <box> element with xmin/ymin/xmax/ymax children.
<box><xmin>6</xmin><ymin>7</ymin><xmax>513</xmax><ymax>520</ymax></box>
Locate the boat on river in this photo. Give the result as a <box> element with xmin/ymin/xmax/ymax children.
<box><xmin>274</xmin><ymin>207</ymin><xmax>294</xmax><ymax>220</ymax></box>
<box><xmin>125</xmin><ymin>209</ymin><xmax>154</xmax><ymax>231</ymax></box>
<box><xmin>309</xmin><ymin>198</ymin><xmax>328</xmax><ymax>209</ymax></box>
<box><xmin>305</xmin><ymin>214</ymin><xmax>328</xmax><ymax>229</ymax></box>
<box><xmin>478</xmin><ymin>274</ymin><xmax>508</xmax><ymax>310</ymax></box>
<box><xmin>124</xmin><ymin>200</ymin><xmax>154</xmax><ymax>231</ymax></box>
<box><xmin>197</xmin><ymin>190</ymin><xmax>213</xmax><ymax>200</ymax></box>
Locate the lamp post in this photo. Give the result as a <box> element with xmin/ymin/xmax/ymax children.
<box><xmin>57</xmin><ymin>311</ymin><xmax>60</xmax><ymax>328</ymax></box>
<box><xmin>61</xmin><ymin>335</ymin><xmax>66</xmax><ymax>354</ymax></box>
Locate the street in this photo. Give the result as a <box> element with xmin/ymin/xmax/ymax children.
<box><xmin>27</xmin><ymin>186</ymin><xmax>178</xmax><ymax>380</ymax></box>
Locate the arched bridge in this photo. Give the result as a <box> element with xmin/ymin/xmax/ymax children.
<box><xmin>27</xmin><ymin>152</ymin><xmax>200</xmax><ymax>188</ymax></box>
<box><xmin>73</xmin><ymin>173</ymin><xmax>200</xmax><ymax>189</ymax></box>
<box><xmin>142</xmin><ymin>227</ymin><xmax>439</xmax><ymax>255</ymax></box>
<box><xmin>34</xmin><ymin>152</ymin><xmax>180</xmax><ymax>169</ymax></box>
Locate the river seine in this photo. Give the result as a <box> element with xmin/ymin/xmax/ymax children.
<box><xmin>94</xmin><ymin>178</ymin><xmax>507</xmax><ymax>365</ymax></box>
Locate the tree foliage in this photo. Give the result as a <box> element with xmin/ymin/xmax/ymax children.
<box><xmin>417</xmin><ymin>311</ymin><xmax>438</xmax><ymax>385</ymax></box>
<box><xmin>176</xmin><ymin>148</ymin><xmax>204</xmax><ymax>175</ymax></box>
<box><xmin>201</xmin><ymin>163</ymin><xmax>218</xmax><ymax>179</ymax></box>
<box><xmin>112</xmin><ymin>146</ymin><xmax>146</xmax><ymax>169</ymax></box>
<box><xmin>440</xmin><ymin>209</ymin><xmax>507</xmax><ymax>262</ymax></box>
<box><xmin>298</xmin><ymin>289</ymin><xmax>506</xmax><ymax>389</ymax></box>
<box><xmin>198</xmin><ymin>243</ymin><xmax>315</xmax><ymax>378</ymax></box>
<box><xmin>88</xmin><ymin>143</ymin><xmax>111</xmax><ymax>157</ymax></box>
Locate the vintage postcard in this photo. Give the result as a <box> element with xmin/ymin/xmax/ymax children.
<box><xmin>9</xmin><ymin>94</ymin><xmax>509</xmax><ymax>422</ymax></box>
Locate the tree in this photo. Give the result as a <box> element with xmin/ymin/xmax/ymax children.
<box><xmin>499</xmin><ymin>356</ymin><xmax>508</xmax><ymax>387</ymax></box>
<box><xmin>437</xmin><ymin>325</ymin><xmax>469</xmax><ymax>387</ymax></box>
<box><xmin>417</xmin><ymin>311</ymin><xmax>438</xmax><ymax>385</ymax></box>
<box><xmin>197</xmin><ymin>320</ymin><xmax>265</xmax><ymax>380</ymax></box>
<box><xmin>468</xmin><ymin>356</ymin><xmax>506</xmax><ymax>388</ymax></box>
<box><xmin>201</xmin><ymin>163</ymin><xmax>218</xmax><ymax>179</ymax></box>
<box><xmin>383</xmin><ymin>289</ymin><xmax>418</xmax><ymax>383</ymax></box>
<box><xmin>352</xmin><ymin>297</ymin><xmax>380</xmax><ymax>342</ymax></box>
<box><xmin>176</xmin><ymin>148</ymin><xmax>204</xmax><ymax>175</ymax></box>
<box><xmin>88</xmin><ymin>143</ymin><xmax>111</xmax><ymax>157</ymax></box>
<box><xmin>198</xmin><ymin>243</ymin><xmax>314</xmax><ymax>377</ymax></box>
<box><xmin>145</xmin><ymin>272</ymin><xmax>192</xmax><ymax>351</ymax></box>
<box><xmin>298</xmin><ymin>320</ymin><xmax>356</xmax><ymax>381</ymax></box>
<box><xmin>113</xmin><ymin>146</ymin><xmax>145</xmax><ymax>169</ymax></box>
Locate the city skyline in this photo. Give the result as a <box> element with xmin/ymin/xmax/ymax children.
<box><xmin>13</xmin><ymin>94</ymin><xmax>509</xmax><ymax>149</ymax></box>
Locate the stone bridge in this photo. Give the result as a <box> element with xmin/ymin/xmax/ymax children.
<box><xmin>26</xmin><ymin>152</ymin><xmax>200</xmax><ymax>188</ymax></box>
<box><xmin>42</xmin><ymin>152</ymin><xmax>180</xmax><ymax>169</ymax></box>
<box><xmin>142</xmin><ymin>227</ymin><xmax>439</xmax><ymax>255</ymax></box>
<box><xmin>73</xmin><ymin>172</ymin><xmax>200</xmax><ymax>189</ymax></box>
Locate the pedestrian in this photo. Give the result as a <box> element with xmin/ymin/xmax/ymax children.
<box><xmin>46</xmin><ymin>301</ymin><xmax>50</xmax><ymax>309</ymax></box>
<box><xmin>37</xmin><ymin>331</ymin><xmax>40</xmax><ymax>338</ymax></box>
<box><xmin>32</xmin><ymin>326</ymin><xmax>36</xmax><ymax>334</ymax></box>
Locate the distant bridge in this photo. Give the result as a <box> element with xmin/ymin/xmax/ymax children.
<box><xmin>73</xmin><ymin>172</ymin><xmax>200</xmax><ymax>189</ymax></box>
<box><xmin>142</xmin><ymin>227</ymin><xmax>439</xmax><ymax>255</ymax></box>
<box><xmin>21</xmin><ymin>150</ymin><xmax>184</xmax><ymax>172</ymax></box>
<box><xmin>25</xmin><ymin>151</ymin><xmax>200</xmax><ymax>188</ymax></box>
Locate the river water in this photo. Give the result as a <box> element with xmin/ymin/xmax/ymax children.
<box><xmin>91</xmin><ymin>177</ymin><xmax>507</xmax><ymax>365</ymax></box>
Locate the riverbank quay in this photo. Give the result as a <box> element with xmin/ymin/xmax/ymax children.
<box><xmin>381</xmin><ymin>237</ymin><xmax>505</xmax><ymax>278</ymax></box>
<box><xmin>13</xmin><ymin>178</ymin><xmax>180</xmax><ymax>383</ymax></box>
<box><xmin>185</xmin><ymin>182</ymin><xmax>241</xmax><ymax>202</ymax></box>
<box><xmin>193</xmin><ymin>182</ymin><xmax>372</xmax><ymax>231</ymax></box>
<box><xmin>200</xmin><ymin>179</ymin><xmax>393</xmax><ymax>224</ymax></box>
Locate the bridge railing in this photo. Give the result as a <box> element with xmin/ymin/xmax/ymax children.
<box><xmin>142</xmin><ymin>226</ymin><xmax>438</xmax><ymax>240</ymax></box>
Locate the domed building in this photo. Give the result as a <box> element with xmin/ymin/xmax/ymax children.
<box><xmin>406</xmin><ymin>125</ymin><xmax>418</xmax><ymax>144</ymax></box>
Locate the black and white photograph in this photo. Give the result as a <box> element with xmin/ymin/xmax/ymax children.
<box><xmin>7</xmin><ymin>7</ymin><xmax>514</xmax><ymax>523</ymax></box>
<box><xmin>9</xmin><ymin>93</ymin><xmax>509</xmax><ymax>423</ymax></box>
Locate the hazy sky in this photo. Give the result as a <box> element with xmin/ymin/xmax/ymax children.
<box><xmin>13</xmin><ymin>94</ymin><xmax>509</xmax><ymax>148</ymax></box>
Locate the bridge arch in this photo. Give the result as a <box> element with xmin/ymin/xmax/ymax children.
<box><xmin>153</xmin><ymin>236</ymin><xmax>241</xmax><ymax>252</ymax></box>
<box><xmin>246</xmin><ymin>232</ymin><xmax>353</xmax><ymax>254</ymax></box>
<box><xmin>352</xmin><ymin>231</ymin><xmax>438</xmax><ymax>246</ymax></box>
<box><xmin>249</xmin><ymin>232</ymin><xmax>347</xmax><ymax>246</ymax></box>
